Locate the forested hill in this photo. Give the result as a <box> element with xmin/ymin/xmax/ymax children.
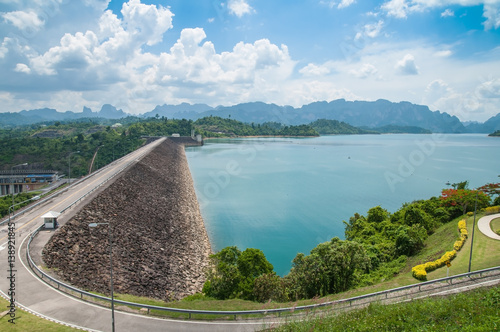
<box><xmin>310</xmin><ymin>119</ymin><xmax>378</xmax><ymax>135</ymax></box>
<box><xmin>5</xmin><ymin>99</ymin><xmax>500</xmax><ymax>133</ymax></box>
<box><xmin>194</xmin><ymin>116</ymin><xmax>318</xmax><ymax>137</ymax></box>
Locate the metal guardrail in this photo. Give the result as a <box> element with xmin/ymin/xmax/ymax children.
<box><xmin>26</xmin><ymin>221</ymin><xmax>500</xmax><ymax>320</ymax></box>
<box><xmin>0</xmin><ymin>139</ymin><xmax>160</xmax><ymax>226</ymax></box>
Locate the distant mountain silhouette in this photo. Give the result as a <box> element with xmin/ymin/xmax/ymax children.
<box><xmin>1</xmin><ymin>99</ymin><xmax>499</xmax><ymax>133</ymax></box>
<box><xmin>464</xmin><ymin>113</ymin><xmax>500</xmax><ymax>133</ymax></box>
<box><xmin>142</xmin><ymin>102</ymin><xmax>213</xmax><ymax>119</ymax></box>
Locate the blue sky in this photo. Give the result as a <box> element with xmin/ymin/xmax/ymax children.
<box><xmin>1</xmin><ymin>0</ymin><xmax>499</xmax><ymax>121</ymax></box>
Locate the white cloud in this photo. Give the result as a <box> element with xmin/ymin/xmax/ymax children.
<box><xmin>227</xmin><ymin>0</ymin><xmax>254</xmax><ymax>18</ymax></box>
<box><xmin>381</xmin><ymin>0</ymin><xmax>418</xmax><ymax>18</ymax></box>
<box><xmin>476</xmin><ymin>77</ymin><xmax>500</xmax><ymax>98</ymax></box>
<box><xmin>381</xmin><ymin>1</ymin><xmax>500</xmax><ymax>30</ymax></box>
<box><xmin>121</xmin><ymin>0</ymin><xmax>173</xmax><ymax>46</ymax></box>
<box><xmin>319</xmin><ymin>0</ymin><xmax>356</xmax><ymax>9</ymax></box>
<box><xmin>2</xmin><ymin>10</ymin><xmax>44</xmax><ymax>32</ymax></box>
<box><xmin>349</xmin><ymin>63</ymin><xmax>378</xmax><ymax>78</ymax></box>
<box><xmin>434</xmin><ymin>50</ymin><xmax>452</xmax><ymax>57</ymax></box>
<box><xmin>338</xmin><ymin>0</ymin><xmax>356</xmax><ymax>9</ymax></box>
<box><xmin>14</xmin><ymin>63</ymin><xmax>30</xmax><ymax>74</ymax></box>
<box><xmin>299</xmin><ymin>63</ymin><xmax>331</xmax><ymax>76</ymax></box>
<box><xmin>364</xmin><ymin>20</ymin><xmax>384</xmax><ymax>38</ymax></box>
<box><xmin>483</xmin><ymin>3</ymin><xmax>500</xmax><ymax>29</ymax></box>
<box><xmin>395</xmin><ymin>53</ymin><xmax>419</xmax><ymax>75</ymax></box>
<box><xmin>441</xmin><ymin>9</ymin><xmax>455</xmax><ymax>17</ymax></box>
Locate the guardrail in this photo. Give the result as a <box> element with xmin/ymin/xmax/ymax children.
<box><xmin>0</xmin><ymin>138</ymin><xmax>163</xmax><ymax>226</ymax></box>
<box><xmin>26</xmin><ymin>221</ymin><xmax>500</xmax><ymax>320</ymax></box>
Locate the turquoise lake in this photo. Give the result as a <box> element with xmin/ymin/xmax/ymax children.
<box><xmin>185</xmin><ymin>134</ymin><xmax>500</xmax><ymax>275</ymax></box>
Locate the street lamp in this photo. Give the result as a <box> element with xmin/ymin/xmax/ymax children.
<box><xmin>68</xmin><ymin>151</ymin><xmax>80</xmax><ymax>184</ymax></box>
<box><xmin>468</xmin><ymin>191</ymin><xmax>479</xmax><ymax>272</ymax></box>
<box><xmin>89</xmin><ymin>222</ymin><xmax>115</xmax><ymax>332</ymax></box>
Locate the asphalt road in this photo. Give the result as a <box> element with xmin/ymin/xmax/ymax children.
<box><xmin>0</xmin><ymin>137</ymin><xmax>278</xmax><ymax>331</ymax></box>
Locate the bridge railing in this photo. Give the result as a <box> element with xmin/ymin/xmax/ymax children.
<box><xmin>26</xmin><ymin>224</ymin><xmax>500</xmax><ymax>320</ymax></box>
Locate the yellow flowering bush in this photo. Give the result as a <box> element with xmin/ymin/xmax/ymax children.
<box><xmin>412</xmin><ymin>220</ymin><xmax>466</xmax><ymax>281</ymax></box>
<box><xmin>485</xmin><ymin>206</ymin><xmax>500</xmax><ymax>215</ymax></box>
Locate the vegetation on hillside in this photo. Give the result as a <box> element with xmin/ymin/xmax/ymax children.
<box><xmin>489</xmin><ymin>129</ymin><xmax>500</xmax><ymax>136</ymax></box>
<box><xmin>309</xmin><ymin>119</ymin><xmax>377</xmax><ymax>135</ymax></box>
<box><xmin>194</xmin><ymin>116</ymin><xmax>319</xmax><ymax>137</ymax></box>
<box><xmin>370</xmin><ymin>124</ymin><xmax>432</xmax><ymax>134</ymax></box>
<box><xmin>202</xmin><ymin>180</ymin><xmax>499</xmax><ymax>303</ymax></box>
<box><xmin>0</xmin><ymin>192</ymin><xmax>40</xmax><ymax>218</ymax></box>
<box><xmin>274</xmin><ymin>285</ymin><xmax>500</xmax><ymax>331</ymax></box>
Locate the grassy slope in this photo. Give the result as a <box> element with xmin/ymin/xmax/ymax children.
<box><xmin>113</xmin><ymin>212</ymin><xmax>500</xmax><ymax>313</ymax></box>
<box><xmin>491</xmin><ymin>217</ymin><xmax>500</xmax><ymax>235</ymax></box>
<box><xmin>0</xmin><ymin>298</ymin><xmax>77</xmax><ymax>331</ymax></box>
<box><xmin>274</xmin><ymin>285</ymin><xmax>500</xmax><ymax>331</ymax></box>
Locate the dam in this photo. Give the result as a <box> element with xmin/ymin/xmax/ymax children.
<box><xmin>42</xmin><ymin>138</ymin><xmax>211</xmax><ymax>301</ymax></box>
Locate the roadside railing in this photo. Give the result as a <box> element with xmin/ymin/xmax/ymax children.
<box><xmin>1</xmin><ymin>138</ymin><xmax>163</xmax><ymax>226</ymax></box>
<box><xmin>26</xmin><ymin>224</ymin><xmax>500</xmax><ymax>320</ymax></box>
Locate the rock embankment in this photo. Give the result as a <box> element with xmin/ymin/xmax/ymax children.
<box><xmin>42</xmin><ymin>139</ymin><xmax>211</xmax><ymax>301</ymax></box>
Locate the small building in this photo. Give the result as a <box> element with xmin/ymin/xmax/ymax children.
<box><xmin>0</xmin><ymin>170</ymin><xmax>59</xmax><ymax>196</ymax></box>
<box><xmin>42</xmin><ymin>211</ymin><xmax>60</xmax><ymax>229</ymax></box>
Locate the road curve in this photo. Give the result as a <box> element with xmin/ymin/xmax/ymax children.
<box><xmin>0</xmin><ymin>138</ymin><xmax>277</xmax><ymax>331</ymax></box>
<box><xmin>477</xmin><ymin>213</ymin><xmax>500</xmax><ymax>240</ymax></box>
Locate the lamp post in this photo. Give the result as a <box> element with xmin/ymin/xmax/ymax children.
<box><xmin>68</xmin><ymin>151</ymin><xmax>80</xmax><ymax>184</ymax></box>
<box><xmin>89</xmin><ymin>222</ymin><xmax>115</xmax><ymax>332</ymax></box>
<box><xmin>468</xmin><ymin>191</ymin><xmax>479</xmax><ymax>272</ymax></box>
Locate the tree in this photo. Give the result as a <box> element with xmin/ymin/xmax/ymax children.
<box><xmin>202</xmin><ymin>246</ymin><xmax>274</xmax><ymax>300</ymax></box>
<box><xmin>237</xmin><ymin>248</ymin><xmax>274</xmax><ymax>300</ymax></box>
<box><xmin>395</xmin><ymin>224</ymin><xmax>427</xmax><ymax>256</ymax></box>
<box><xmin>287</xmin><ymin>238</ymin><xmax>371</xmax><ymax>299</ymax></box>
<box><xmin>403</xmin><ymin>205</ymin><xmax>435</xmax><ymax>234</ymax></box>
<box><xmin>202</xmin><ymin>246</ymin><xmax>242</xmax><ymax>299</ymax></box>
<box><xmin>440</xmin><ymin>189</ymin><xmax>490</xmax><ymax>216</ymax></box>
<box><xmin>253</xmin><ymin>273</ymin><xmax>289</xmax><ymax>303</ymax></box>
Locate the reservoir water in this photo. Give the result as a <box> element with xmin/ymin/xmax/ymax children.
<box><xmin>185</xmin><ymin>134</ymin><xmax>500</xmax><ymax>275</ymax></box>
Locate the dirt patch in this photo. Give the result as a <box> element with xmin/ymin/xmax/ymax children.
<box><xmin>42</xmin><ymin>139</ymin><xmax>211</xmax><ymax>301</ymax></box>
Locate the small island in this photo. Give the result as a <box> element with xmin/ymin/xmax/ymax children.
<box><xmin>489</xmin><ymin>130</ymin><xmax>500</xmax><ymax>137</ymax></box>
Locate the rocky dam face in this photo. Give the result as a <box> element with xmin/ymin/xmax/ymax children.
<box><xmin>42</xmin><ymin>139</ymin><xmax>211</xmax><ymax>301</ymax></box>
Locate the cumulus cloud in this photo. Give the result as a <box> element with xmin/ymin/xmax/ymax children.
<box><xmin>227</xmin><ymin>0</ymin><xmax>254</xmax><ymax>17</ymax></box>
<box><xmin>121</xmin><ymin>0</ymin><xmax>173</xmax><ymax>46</ymax></box>
<box><xmin>395</xmin><ymin>53</ymin><xmax>419</xmax><ymax>75</ymax></box>
<box><xmin>2</xmin><ymin>10</ymin><xmax>45</xmax><ymax>32</ymax></box>
<box><xmin>14</xmin><ymin>63</ymin><xmax>31</xmax><ymax>74</ymax></box>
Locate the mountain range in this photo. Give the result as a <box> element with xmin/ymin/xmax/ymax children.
<box><xmin>1</xmin><ymin>99</ymin><xmax>499</xmax><ymax>133</ymax></box>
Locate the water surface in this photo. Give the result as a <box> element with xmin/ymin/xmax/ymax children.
<box><xmin>185</xmin><ymin>134</ymin><xmax>500</xmax><ymax>275</ymax></box>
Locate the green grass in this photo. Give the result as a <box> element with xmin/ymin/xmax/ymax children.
<box><xmin>491</xmin><ymin>217</ymin><xmax>500</xmax><ymax>235</ymax></box>
<box><xmin>0</xmin><ymin>298</ymin><xmax>77</xmax><ymax>331</ymax></box>
<box><xmin>23</xmin><ymin>212</ymin><xmax>500</xmax><ymax>330</ymax></box>
<box><xmin>272</xmin><ymin>285</ymin><xmax>500</xmax><ymax>331</ymax></box>
<box><xmin>87</xmin><ymin>213</ymin><xmax>500</xmax><ymax>315</ymax></box>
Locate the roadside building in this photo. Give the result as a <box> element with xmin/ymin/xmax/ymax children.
<box><xmin>0</xmin><ymin>170</ymin><xmax>59</xmax><ymax>195</ymax></box>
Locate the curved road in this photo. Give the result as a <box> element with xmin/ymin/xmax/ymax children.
<box><xmin>0</xmin><ymin>138</ymin><xmax>276</xmax><ymax>331</ymax></box>
<box><xmin>477</xmin><ymin>213</ymin><xmax>500</xmax><ymax>240</ymax></box>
